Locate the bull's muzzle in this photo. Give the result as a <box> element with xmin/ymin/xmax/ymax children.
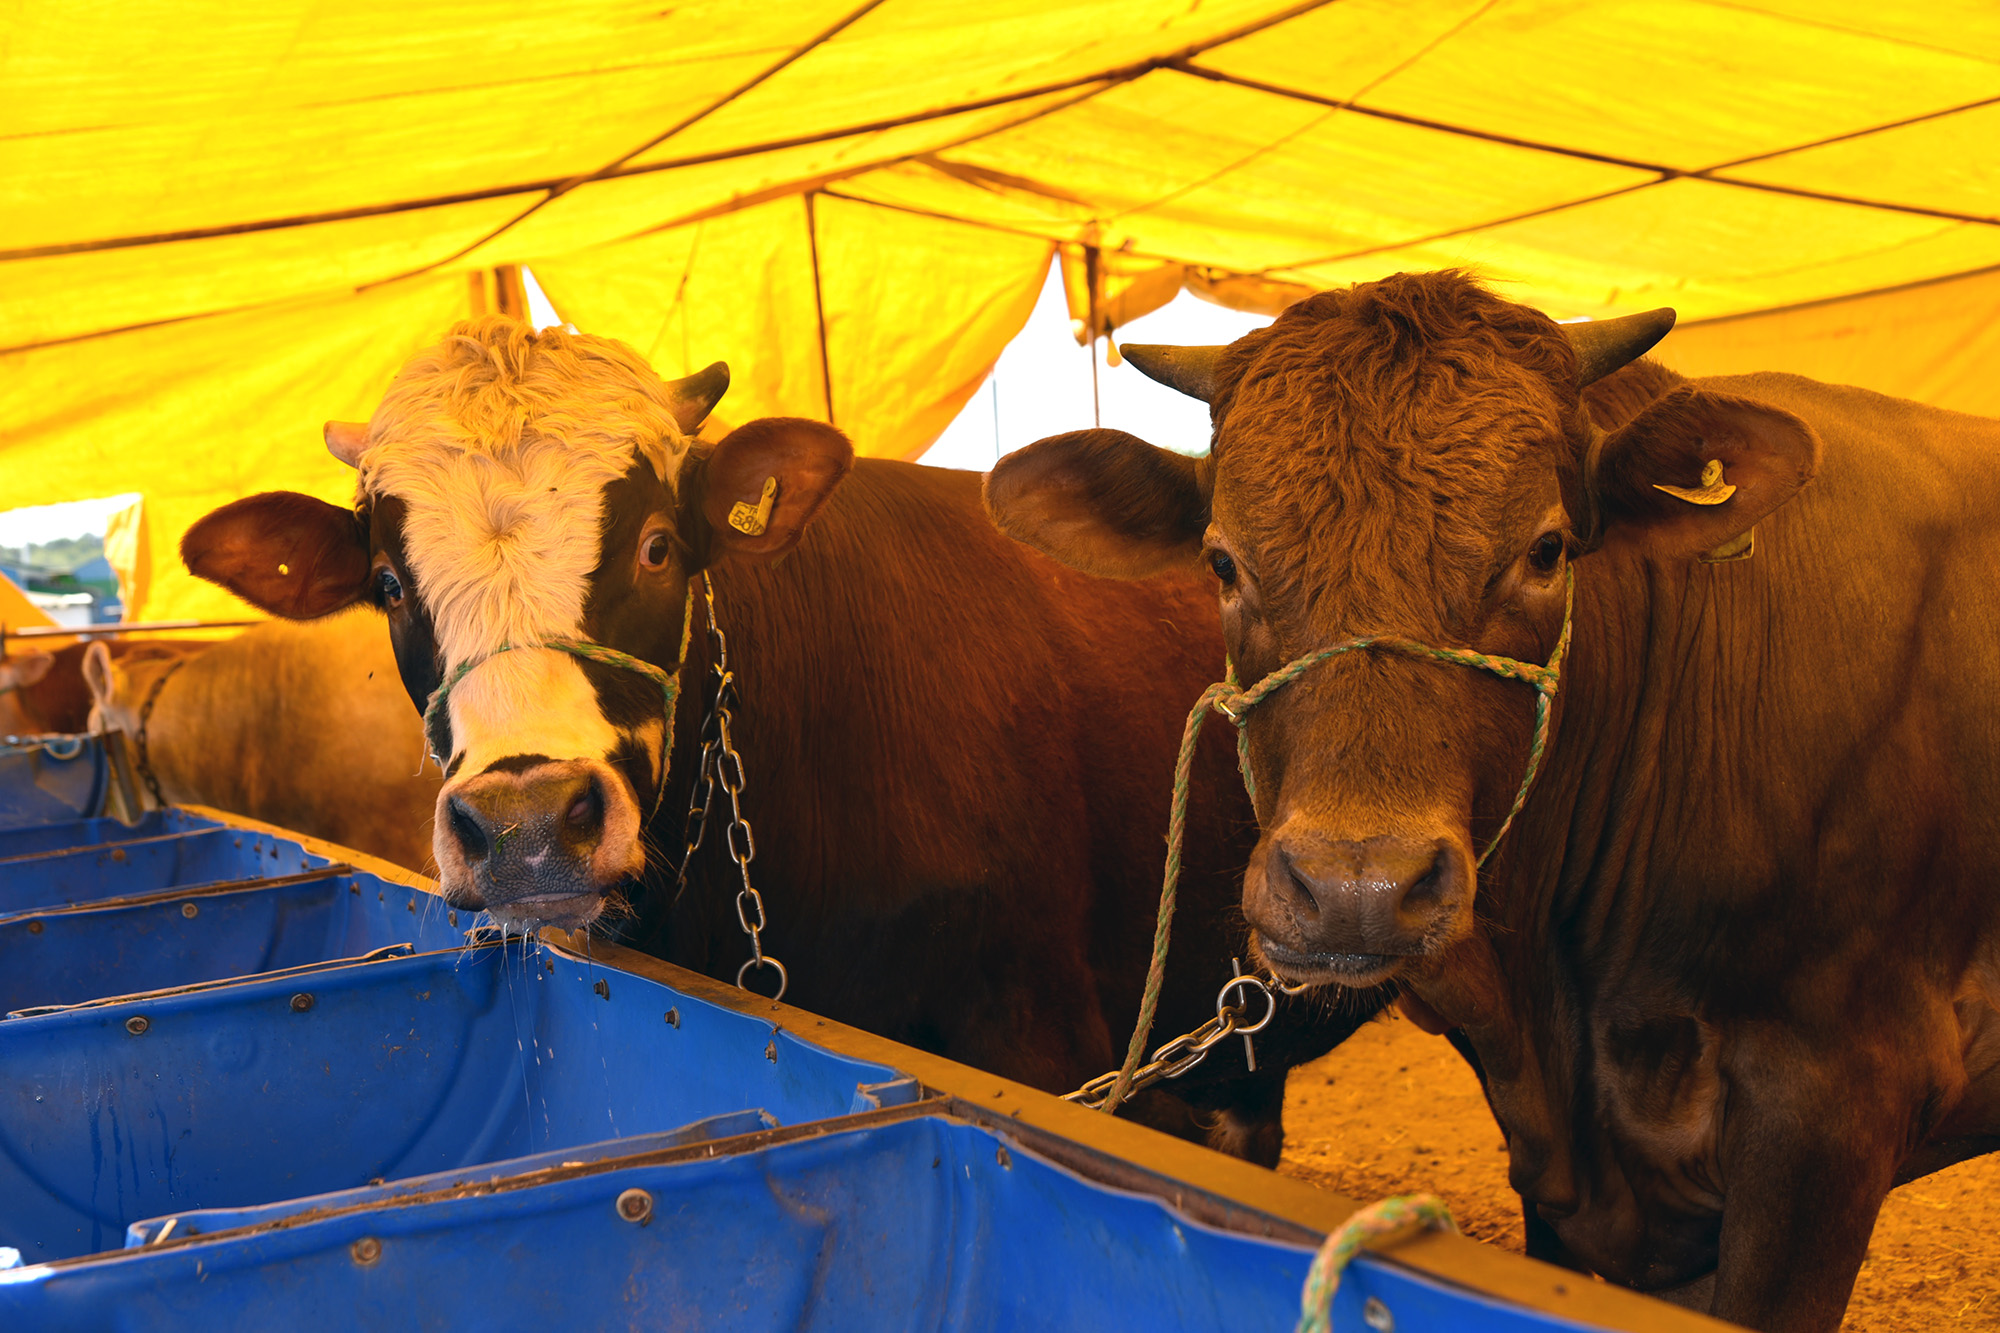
<box><xmin>1247</xmin><ymin>823</ymin><xmax>1470</xmax><ymax>986</ymax></box>
<box><xmin>433</xmin><ymin>757</ymin><xmax>645</xmax><ymax>928</ymax></box>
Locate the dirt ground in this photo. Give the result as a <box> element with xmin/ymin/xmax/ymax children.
<box><xmin>1279</xmin><ymin>1011</ymin><xmax>2000</xmax><ymax>1331</ymax></box>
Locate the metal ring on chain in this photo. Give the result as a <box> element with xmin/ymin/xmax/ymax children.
<box><xmin>736</xmin><ymin>955</ymin><xmax>788</xmax><ymax>1002</ymax></box>
<box><xmin>1215</xmin><ymin>972</ymin><xmax>1279</xmax><ymax>1036</ymax></box>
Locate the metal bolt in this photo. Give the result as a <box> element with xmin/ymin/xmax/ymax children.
<box><xmin>593</xmin><ymin>979</ymin><xmax>610</xmax><ymax>1000</ymax></box>
<box><xmin>615</xmin><ymin>1189</ymin><xmax>654</xmax><ymax>1225</ymax></box>
<box><xmin>664</xmin><ymin>1008</ymin><xmax>680</xmax><ymax>1028</ymax></box>
<box><xmin>448</xmin><ymin>910</ymin><xmax>457</xmax><ymax>926</ymax></box>
<box><xmin>290</xmin><ymin>993</ymin><xmax>315</xmax><ymax>1013</ymax></box>
<box><xmin>1362</xmin><ymin>1297</ymin><xmax>1394</xmax><ymax>1332</ymax></box>
<box><xmin>350</xmin><ymin>1237</ymin><xmax>381</xmax><ymax>1265</ymax></box>
<box><xmin>764</xmin><ymin>1040</ymin><xmax>777</xmax><ymax>1063</ymax></box>
<box><xmin>125</xmin><ymin>1015</ymin><xmax>149</xmax><ymax>1035</ymax></box>
<box><xmin>25</xmin><ymin>920</ymin><xmax>41</xmax><ymax>935</ymax></box>
<box><xmin>180</xmin><ymin>903</ymin><xmax>197</xmax><ymax>919</ymax></box>
<box><xmin>996</xmin><ymin>1146</ymin><xmax>1012</xmax><ymax>1170</ymax></box>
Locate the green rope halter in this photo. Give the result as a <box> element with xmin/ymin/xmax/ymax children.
<box><xmin>421</xmin><ymin>587</ymin><xmax>696</xmax><ymax>810</ymax></box>
<box><xmin>1101</xmin><ymin>569</ymin><xmax>1574</xmax><ymax>1114</ymax></box>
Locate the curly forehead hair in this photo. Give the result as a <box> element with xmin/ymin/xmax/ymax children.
<box><xmin>360</xmin><ymin>316</ymin><xmax>691</xmax><ymax>496</ymax></box>
<box><xmin>1206</xmin><ymin>271</ymin><xmax>1583</xmax><ymax>638</ymax></box>
<box><xmin>350</xmin><ymin>316</ymin><xmax>697</xmax><ymax>666</ymax></box>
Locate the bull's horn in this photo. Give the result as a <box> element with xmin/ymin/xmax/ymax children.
<box><xmin>1121</xmin><ymin>344</ymin><xmax>1227</xmax><ymax>403</ymax></box>
<box><xmin>666</xmin><ymin>361</ymin><xmax>730</xmax><ymax>434</ymax></box>
<box><xmin>324</xmin><ymin>421</ymin><xmax>370</xmax><ymax>468</ymax></box>
<box><xmin>1565</xmin><ymin>308</ymin><xmax>1677</xmax><ymax>387</ymax></box>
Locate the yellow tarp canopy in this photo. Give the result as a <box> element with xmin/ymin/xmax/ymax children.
<box><xmin>5</xmin><ymin>1</ymin><xmax>1997</xmax><ymax>616</ymax></box>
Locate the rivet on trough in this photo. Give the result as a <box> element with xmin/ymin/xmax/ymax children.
<box><xmin>26</xmin><ymin>921</ymin><xmax>42</xmax><ymax>935</ymax></box>
<box><xmin>125</xmin><ymin>1016</ymin><xmax>149</xmax><ymax>1035</ymax></box>
<box><xmin>764</xmin><ymin>1040</ymin><xmax>778</xmax><ymax>1062</ymax></box>
<box><xmin>448</xmin><ymin>910</ymin><xmax>457</xmax><ymax>925</ymax></box>
<box><xmin>593</xmin><ymin>979</ymin><xmax>610</xmax><ymax>1000</ymax></box>
<box><xmin>996</xmin><ymin>1146</ymin><xmax>1012</xmax><ymax>1170</ymax></box>
<box><xmin>290</xmin><ymin>993</ymin><xmax>315</xmax><ymax>1013</ymax></box>
<box><xmin>1363</xmin><ymin>1297</ymin><xmax>1394</xmax><ymax>1332</ymax></box>
<box><xmin>664</xmin><ymin>1008</ymin><xmax>680</xmax><ymax>1028</ymax></box>
<box><xmin>350</xmin><ymin>1237</ymin><xmax>382</xmax><ymax>1265</ymax></box>
<box><xmin>616</xmin><ymin>1189</ymin><xmax>654</xmax><ymax>1225</ymax></box>
<box><xmin>181</xmin><ymin>903</ymin><xmax>197</xmax><ymax>919</ymax></box>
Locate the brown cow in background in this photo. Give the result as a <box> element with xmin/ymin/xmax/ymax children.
<box><xmin>985</xmin><ymin>269</ymin><xmax>2000</xmax><ymax>1332</ymax></box>
<box><xmin>81</xmin><ymin>614</ymin><xmax>441</xmax><ymax>871</ymax></box>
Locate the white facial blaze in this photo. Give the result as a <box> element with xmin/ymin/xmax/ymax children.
<box><xmin>346</xmin><ymin>318</ymin><xmax>698</xmax><ymax>907</ymax></box>
<box><xmin>446</xmin><ymin>650</ymin><xmax>625</xmax><ymax>776</ymax></box>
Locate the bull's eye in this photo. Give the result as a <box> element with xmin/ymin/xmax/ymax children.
<box><xmin>639</xmin><ymin>531</ymin><xmax>673</xmax><ymax>569</ymax></box>
<box><xmin>1209</xmin><ymin>551</ymin><xmax>1238</xmax><ymax>587</ymax></box>
<box><xmin>1529</xmin><ymin>532</ymin><xmax>1566</xmax><ymax>574</ymax></box>
<box><xmin>374</xmin><ymin>567</ymin><xmax>405</xmax><ymax>608</ymax></box>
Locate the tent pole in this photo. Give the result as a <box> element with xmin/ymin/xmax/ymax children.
<box><xmin>805</xmin><ymin>192</ymin><xmax>835</xmax><ymax>426</ymax></box>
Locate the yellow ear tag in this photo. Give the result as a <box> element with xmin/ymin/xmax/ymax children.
<box><xmin>727</xmin><ymin>476</ymin><xmax>779</xmax><ymax>537</ymax></box>
<box><xmin>1653</xmin><ymin>457</ymin><xmax>1736</xmax><ymax>506</ymax></box>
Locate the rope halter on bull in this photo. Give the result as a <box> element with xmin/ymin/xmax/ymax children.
<box><xmin>1080</xmin><ymin>568</ymin><xmax>1574</xmax><ymax>1115</ymax></box>
<box><xmin>419</xmin><ymin>584</ymin><xmax>697</xmax><ymax>826</ymax></box>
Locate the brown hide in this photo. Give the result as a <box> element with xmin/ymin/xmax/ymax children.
<box><xmin>985</xmin><ymin>273</ymin><xmax>2000</xmax><ymax>1332</ymax></box>
<box><xmin>1</xmin><ymin>639</ymin><xmax>203</xmax><ymax>735</ymax></box>
<box><xmin>634</xmin><ymin>459</ymin><xmax>1371</xmax><ymax>1157</ymax></box>
<box><xmin>94</xmin><ymin>613</ymin><xmax>440</xmax><ymax>872</ymax></box>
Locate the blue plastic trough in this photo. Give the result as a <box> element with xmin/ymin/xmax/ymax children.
<box><xmin>0</xmin><ymin>734</ymin><xmax>1724</xmax><ymax>1332</ymax></box>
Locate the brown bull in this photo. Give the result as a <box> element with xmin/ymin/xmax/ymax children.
<box><xmin>985</xmin><ymin>269</ymin><xmax>2000</xmax><ymax>1332</ymax></box>
<box><xmin>178</xmin><ymin>318</ymin><xmax>1377</xmax><ymax>1160</ymax></box>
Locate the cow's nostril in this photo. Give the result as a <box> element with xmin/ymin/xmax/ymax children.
<box><xmin>1270</xmin><ymin>845</ymin><xmax>1324</xmax><ymax>920</ymax></box>
<box><xmin>448</xmin><ymin>797</ymin><xmax>489</xmax><ymax>862</ymax></box>
<box><xmin>565</xmin><ymin>781</ymin><xmax>601</xmax><ymax>830</ymax></box>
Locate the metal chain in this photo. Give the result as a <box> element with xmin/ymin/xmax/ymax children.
<box><xmin>672</xmin><ymin>575</ymin><xmax>787</xmax><ymax>1002</ymax></box>
<box><xmin>1063</xmin><ymin>964</ymin><xmax>1295</xmax><ymax>1110</ymax></box>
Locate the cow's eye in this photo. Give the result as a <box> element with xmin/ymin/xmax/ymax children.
<box><xmin>1528</xmin><ymin>532</ymin><xmax>1566</xmax><ymax>574</ymax></box>
<box><xmin>639</xmin><ymin>531</ymin><xmax>673</xmax><ymax>569</ymax></box>
<box><xmin>1209</xmin><ymin>550</ymin><xmax>1238</xmax><ymax>587</ymax></box>
<box><xmin>374</xmin><ymin>566</ymin><xmax>404</xmax><ymax>607</ymax></box>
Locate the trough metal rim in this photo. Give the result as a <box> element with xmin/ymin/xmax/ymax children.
<box><xmin>0</xmin><ymin>863</ymin><xmax>356</xmax><ymax>927</ymax></box>
<box><xmin>548</xmin><ymin>935</ymin><xmax>1744</xmax><ymax>1333</ymax></box>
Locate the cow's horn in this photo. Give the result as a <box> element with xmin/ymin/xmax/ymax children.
<box><xmin>666</xmin><ymin>361</ymin><xmax>731</xmax><ymax>434</ymax></box>
<box><xmin>1121</xmin><ymin>344</ymin><xmax>1227</xmax><ymax>403</ymax></box>
<box><xmin>324</xmin><ymin>421</ymin><xmax>370</xmax><ymax>468</ymax></box>
<box><xmin>1565</xmin><ymin>308</ymin><xmax>1677</xmax><ymax>387</ymax></box>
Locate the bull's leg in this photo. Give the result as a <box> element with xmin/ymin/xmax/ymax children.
<box><xmin>1155</xmin><ymin>1069</ymin><xmax>1289</xmax><ymax>1166</ymax></box>
<box><xmin>1708</xmin><ymin>1070</ymin><xmax>1906</xmax><ymax>1333</ymax></box>
<box><xmin>1201</xmin><ymin>1069</ymin><xmax>1288</xmax><ymax>1166</ymax></box>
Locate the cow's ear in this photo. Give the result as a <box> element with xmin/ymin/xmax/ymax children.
<box><xmin>182</xmin><ymin>492</ymin><xmax>373</xmax><ymax>618</ymax></box>
<box><xmin>694</xmin><ymin>417</ymin><xmax>853</xmax><ymax>564</ymax></box>
<box><xmin>4</xmin><ymin>652</ymin><xmax>54</xmax><ymax>690</ymax></box>
<box><xmin>985</xmin><ymin>429</ymin><xmax>1208</xmax><ymax>579</ymax></box>
<box><xmin>1589</xmin><ymin>387</ymin><xmax>1821</xmax><ymax>559</ymax></box>
<box><xmin>81</xmin><ymin>641</ymin><xmax>122</xmax><ymax>733</ymax></box>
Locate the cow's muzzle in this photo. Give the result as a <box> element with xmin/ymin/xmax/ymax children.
<box><xmin>1246</xmin><ymin>823</ymin><xmax>1470</xmax><ymax>986</ymax></box>
<box><xmin>432</xmin><ymin>757</ymin><xmax>645</xmax><ymax>928</ymax></box>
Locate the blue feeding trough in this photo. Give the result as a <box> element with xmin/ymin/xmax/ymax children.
<box><xmin>0</xmin><ymin>940</ymin><xmax>905</xmax><ymax>1261</ymax></box>
<box><xmin>0</xmin><ymin>736</ymin><xmax>1717</xmax><ymax>1333</ymax></box>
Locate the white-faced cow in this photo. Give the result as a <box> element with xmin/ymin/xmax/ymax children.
<box><xmin>984</xmin><ymin>270</ymin><xmax>2000</xmax><ymax>1331</ymax></box>
<box><xmin>181</xmin><ymin>317</ymin><xmax>1379</xmax><ymax>1161</ymax></box>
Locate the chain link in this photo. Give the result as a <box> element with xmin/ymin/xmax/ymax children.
<box><xmin>672</xmin><ymin>574</ymin><xmax>787</xmax><ymax>1003</ymax></box>
<box><xmin>1062</xmin><ymin>963</ymin><xmax>1295</xmax><ymax>1110</ymax></box>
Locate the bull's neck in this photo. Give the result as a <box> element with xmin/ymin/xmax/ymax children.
<box><xmin>1413</xmin><ymin>550</ymin><xmax>1744</xmax><ymax>1157</ymax></box>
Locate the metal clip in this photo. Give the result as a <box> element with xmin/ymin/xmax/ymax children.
<box><xmin>727</xmin><ymin>476</ymin><xmax>779</xmax><ymax>536</ymax></box>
